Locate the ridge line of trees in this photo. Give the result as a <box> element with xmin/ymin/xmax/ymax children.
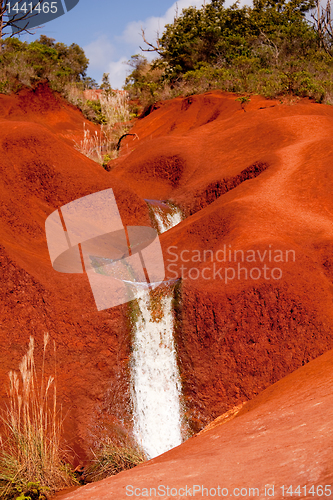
<box><xmin>0</xmin><ymin>34</ymin><xmax>91</xmax><ymax>93</ymax></box>
<box><xmin>125</xmin><ymin>0</ymin><xmax>333</xmax><ymax>106</ymax></box>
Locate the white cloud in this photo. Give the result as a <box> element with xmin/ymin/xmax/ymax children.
<box><xmin>85</xmin><ymin>0</ymin><xmax>217</xmax><ymax>88</ymax></box>
<box><xmin>105</xmin><ymin>58</ymin><xmax>129</xmax><ymax>89</ymax></box>
<box><xmin>83</xmin><ymin>35</ymin><xmax>115</xmax><ymax>70</ymax></box>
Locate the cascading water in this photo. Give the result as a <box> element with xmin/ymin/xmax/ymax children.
<box><xmin>131</xmin><ymin>201</ymin><xmax>183</xmax><ymax>459</ymax></box>
<box><xmin>131</xmin><ymin>288</ymin><xmax>183</xmax><ymax>458</ymax></box>
<box><xmin>145</xmin><ymin>199</ymin><xmax>183</xmax><ymax>234</ymax></box>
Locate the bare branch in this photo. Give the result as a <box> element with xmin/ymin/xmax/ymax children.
<box><xmin>259</xmin><ymin>31</ymin><xmax>280</xmax><ymax>66</ymax></box>
<box><xmin>116</xmin><ymin>133</ymin><xmax>139</xmax><ymax>151</ymax></box>
<box><xmin>311</xmin><ymin>0</ymin><xmax>333</xmax><ymax>56</ymax></box>
<box><xmin>0</xmin><ymin>0</ymin><xmax>46</xmax><ymax>41</ymax></box>
<box><xmin>139</xmin><ymin>28</ymin><xmax>164</xmax><ymax>56</ymax></box>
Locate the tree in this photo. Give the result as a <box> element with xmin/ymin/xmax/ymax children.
<box><xmin>54</xmin><ymin>39</ymin><xmax>89</xmax><ymax>81</ymax></box>
<box><xmin>140</xmin><ymin>0</ymin><xmax>317</xmax><ymax>77</ymax></box>
<box><xmin>141</xmin><ymin>2</ymin><xmax>255</xmax><ymax>74</ymax></box>
<box><xmin>0</xmin><ymin>35</ymin><xmax>89</xmax><ymax>93</ymax></box>
<box><xmin>311</xmin><ymin>0</ymin><xmax>333</xmax><ymax>56</ymax></box>
<box><xmin>100</xmin><ymin>72</ymin><xmax>112</xmax><ymax>94</ymax></box>
<box><xmin>0</xmin><ymin>0</ymin><xmax>46</xmax><ymax>52</ymax></box>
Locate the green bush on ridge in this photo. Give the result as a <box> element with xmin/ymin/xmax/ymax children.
<box><xmin>125</xmin><ymin>0</ymin><xmax>333</xmax><ymax>106</ymax></box>
<box><xmin>0</xmin><ymin>35</ymin><xmax>112</xmax><ymax>125</ymax></box>
<box><xmin>0</xmin><ymin>38</ymin><xmax>133</xmax><ymax>164</ymax></box>
<box><xmin>0</xmin><ymin>35</ymin><xmax>89</xmax><ymax>93</ymax></box>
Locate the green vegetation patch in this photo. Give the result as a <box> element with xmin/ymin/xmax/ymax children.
<box><xmin>125</xmin><ymin>0</ymin><xmax>333</xmax><ymax>106</ymax></box>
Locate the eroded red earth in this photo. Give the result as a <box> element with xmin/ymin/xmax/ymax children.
<box><xmin>1</xmin><ymin>84</ymin><xmax>333</xmax><ymax>496</ymax></box>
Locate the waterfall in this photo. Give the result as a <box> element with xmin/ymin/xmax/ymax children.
<box><xmin>130</xmin><ymin>200</ymin><xmax>183</xmax><ymax>459</ymax></box>
<box><xmin>145</xmin><ymin>199</ymin><xmax>183</xmax><ymax>234</ymax></box>
<box><xmin>131</xmin><ymin>288</ymin><xmax>183</xmax><ymax>458</ymax></box>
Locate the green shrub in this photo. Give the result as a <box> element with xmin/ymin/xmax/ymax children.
<box><xmin>236</xmin><ymin>95</ymin><xmax>251</xmax><ymax>110</ymax></box>
<box><xmin>0</xmin><ymin>36</ymin><xmax>88</xmax><ymax>96</ymax></box>
<box><xmin>85</xmin><ymin>99</ymin><xmax>107</xmax><ymax>124</ymax></box>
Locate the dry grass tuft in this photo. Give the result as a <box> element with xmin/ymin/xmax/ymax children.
<box><xmin>74</xmin><ymin>91</ymin><xmax>132</xmax><ymax>165</ymax></box>
<box><xmin>84</xmin><ymin>437</ymin><xmax>146</xmax><ymax>483</ymax></box>
<box><xmin>99</xmin><ymin>91</ymin><xmax>131</xmax><ymax>126</ymax></box>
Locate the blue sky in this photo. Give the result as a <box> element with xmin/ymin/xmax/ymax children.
<box><xmin>21</xmin><ymin>0</ymin><xmax>210</xmax><ymax>88</ymax></box>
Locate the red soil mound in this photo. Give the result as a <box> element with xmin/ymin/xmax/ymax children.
<box><xmin>1</xmin><ymin>85</ymin><xmax>333</xmax><ymax>470</ymax></box>
<box><xmin>58</xmin><ymin>347</ymin><xmax>333</xmax><ymax>499</ymax></box>
<box><xmin>0</xmin><ymin>83</ymin><xmax>151</xmax><ymax>459</ymax></box>
<box><xmin>0</xmin><ymin>83</ymin><xmax>99</xmax><ymax>144</ymax></box>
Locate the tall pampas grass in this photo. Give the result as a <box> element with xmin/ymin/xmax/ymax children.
<box><xmin>99</xmin><ymin>91</ymin><xmax>130</xmax><ymax>127</ymax></box>
<box><xmin>0</xmin><ymin>335</ymin><xmax>77</xmax><ymax>499</ymax></box>
<box><xmin>75</xmin><ymin>123</ymin><xmax>109</xmax><ymax>164</ymax></box>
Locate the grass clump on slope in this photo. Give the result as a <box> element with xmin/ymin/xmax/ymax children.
<box><xmin>84</xmin><ymin>437</ymin><xmax>146</xmax><ymax>483</ymax></box>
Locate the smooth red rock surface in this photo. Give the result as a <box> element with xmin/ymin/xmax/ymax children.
<box><xmin>57</xmin><ymin>348</ymin><xmax>333</xmax><ymax>499</ymax></box>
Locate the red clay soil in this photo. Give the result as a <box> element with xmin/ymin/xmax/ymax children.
<box><xmin>55</xmin><ymin>347</ymin><xmax>333</xmax><ymax>500</ymax></box>
<box><xmin>111</xmin><ymin>91</ymin><xmax>333</xmax><ymax>432</ymax></box>
<box><xmin>1</xmin><ymin>84</ymin><xmax>333</xmax><ymax>469</ymax></box>
<box><xmin>0</xmin><ymin>83</ymin><xmax>151</xmax><ymax>460</ymax></box>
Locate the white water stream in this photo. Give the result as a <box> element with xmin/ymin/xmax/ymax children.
<box><xmin>154</xmin><ymin>206</ymin><xmax>182</xmax><ymax>233</ymax></box>
<box><xmin>146</xmin><ymin>199</ymin><xmax>183</xmax><ymax>234</ymax></box>
<box><xmin>131</xmin><ymin>201</ymin><xmax>183</xmax><ymax>458</ymax></box>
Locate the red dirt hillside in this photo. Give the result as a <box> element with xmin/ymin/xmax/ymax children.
<box><xmin>0</xmin><ymin>83</ymin><xmax>151</xmax><ymax>460</ymax></box>
<box><xmin>110</xmin><ymin>91</ymin><xmax>333</xmax><ymax>431</ymax></box>
<box><xmin>1</xmin><ymin>84</ymin><xmax>333</xmax><ymax>472</ymax></box>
